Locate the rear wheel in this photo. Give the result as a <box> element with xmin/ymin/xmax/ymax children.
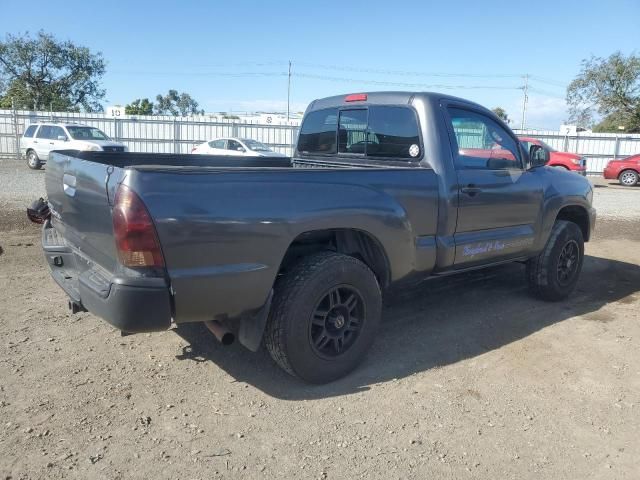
<box><xmin>619</xmin><ymin>169</ymin><xmax>638</xmax><ymax>186</ymax></box>
<box><xmin>265</xmin><ymin>252</ymin><xmax>382</xmax><ymax>383</ymax></box>
<box><xmin>26</xmin><ymin>150</ymin><xmax>42</xmax><ymax>170</ymax></box>
<box><xmin>526</xmin><ymin>220</ymin><xmax>584</xmax><ymax>301</ymax></box>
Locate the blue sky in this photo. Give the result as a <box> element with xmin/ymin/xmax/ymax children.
<box><xmin>2</xmin><ymin>0</ymin><xmax>639</xmax><ymax>128</ymax></box>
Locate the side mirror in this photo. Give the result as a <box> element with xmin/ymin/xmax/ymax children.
<box><xmin>57</xmin><ymin>135</ymin><xmax>68</xmax><ymax>141</ymax></box>
<box><xmin>237</xmin><ymin>147</ymin><xmax>245</xmax><ymax>152</ymax></box>
<box><xmin>529</xmin><ymin>145</ymin><xmax>549</xmax><ymax>168</ymax></box>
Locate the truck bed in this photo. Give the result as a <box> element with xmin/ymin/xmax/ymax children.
<box><xmin>44</xmin><ymin>150</ymin><xmax>439</xmax><ymax>333</ymax></box>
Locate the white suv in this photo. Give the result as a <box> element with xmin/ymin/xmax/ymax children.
<box><xmin>20</xmin><ymin>123</ymin><xmax>128</xmax><ymax>169</ymax></box>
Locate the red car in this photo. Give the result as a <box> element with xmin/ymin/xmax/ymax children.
<box><xmin>603</xmin><ymin>154</ymin><xmax>640</xmax><ymax>186</ymax></box>
<box><xmin>518</xmin><ymin>136</ymin><xmax>587</xmax><ymax>175</ymax></box>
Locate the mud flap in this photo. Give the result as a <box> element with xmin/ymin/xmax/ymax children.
<box><xmin>238</xmin><ymin>289</ymin><xmax>273</xmax><ymax>352</ymax></box>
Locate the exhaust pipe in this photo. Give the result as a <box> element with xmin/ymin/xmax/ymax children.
<box><xmin>204</xmin><ymin>320</ymin><xmax>235</xmax><ymax>346</ymax></box>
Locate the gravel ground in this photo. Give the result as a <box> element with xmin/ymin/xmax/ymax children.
<box><xmin>1</xmin><ymin>159</ymin><xmax>639</xmax><ymax>479</ymax></box>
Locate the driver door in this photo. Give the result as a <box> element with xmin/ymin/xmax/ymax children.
<box><xmin>226</xmin><ymin>139</ymin><xmax>246</xmax><ymax>156</ymax></box>
<box><xmin>445</xmin><ymin>105</ymin><xmax>544</xmax><ymax>267</ymax></box>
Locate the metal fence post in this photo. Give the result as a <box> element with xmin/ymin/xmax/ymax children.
<box><xmin>11</xmin><ymin>99</ymin><xmax>21</xmax><ymax>160</ymax></box>
<box><xmin>173</xmin><ymin>118</ymin><xmax>180</xmax><ymax>154</ymax></box>
<box><xmin>613</xmin><ymin>135</ymin><xmax>620</xmax><ymax>160</ymax></box>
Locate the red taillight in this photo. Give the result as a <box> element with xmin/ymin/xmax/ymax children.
<box><xmin>345</xmin><ymin>93</ymin><xmax>367</xmax><ymax>102</ymax></box>
<box><xmin>191</xmin><ymin>146</ymin><xmax>197</xmax><ymax>153</ymax></box>
<box><xmin>113</xmin><ymin>185</ymin><xmax>165</xmax><ymax>268</ymax></box>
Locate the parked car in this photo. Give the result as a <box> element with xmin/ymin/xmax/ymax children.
<box><xmin>518</xmin><ymin>136</ymin><xmax>587</xmax><ymax>175</ymax></box>
<box><xmin>603</xmin><ymin>154</ymin><xmax>640</xmax><ymax>186</ymax></box>
<box><xmin>37</xmin><ymin>92</ymin><xmax>595</xmax><ymax>383</ymax></box>
<box><xmin>191</xmin><ymin>137</ymin><xmax>287</xmax><ymax>157</ymax></box>
<box><xmin>20</xmin><ymin>123</ymin><xmax>127</xmax><ymax>170</ymax></box>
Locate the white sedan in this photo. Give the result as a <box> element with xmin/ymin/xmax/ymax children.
<box><xmin>191</xmin><ymin>137</ymin><xmax>287</xmax><ymax>157</ymax></box>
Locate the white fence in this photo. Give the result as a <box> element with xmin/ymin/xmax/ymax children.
<box><xmin>0</xmin><ymin>109</ymin><xmax>299</xmax><ymax>157</ymax></box>
<box><xmin>512</xmin><ymin>128</ymin><xmax>640</xmax><ymax>174</ymax></box>
<box><xmin>2</xmin><ymin>109</ymin><xmax>640</xmax><ymax>174</ymax></box>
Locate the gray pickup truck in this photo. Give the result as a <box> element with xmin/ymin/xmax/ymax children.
<box><xmin>40</xmin><ymin>92</ymin><xmax>595</xmax><ymax>383</ymax></box>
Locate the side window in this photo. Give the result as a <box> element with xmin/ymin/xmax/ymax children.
<box><xmin>448</xmin><ymin>107</ymin><xmax>521</xmax><ymax>170</ymax></box>
<box><xmin>36</xmin><ymin>126</ymin><xmax>51</xmax><ymax>139</ymax></box>
<box><xmin>367</xmin><ymin>106</ymin><xmax>420</xmax><ymax>158</ymax></box>
<box><xmin>338</xmin><ymin>109</ymin><xmax>367</xmax><ymax>154</ymax></box>
<box><xmin>51</xmin><ymin>126</ymin><xmax>66</xmax><ymax>140</ymax></box>
<box><xmin>23</xmin><ymin>125</ymin><xmax>37</xmax><ymax>138</ymax></box>
<box><xmin>297</xmin><ymin>108</ymin><xmax>338</xmax><ymax>154</ymax></box>
<box><xmin>227</xmin><ymin>139</ymin><xmax>243</xmax><ymax>151</ymax></box>
<box><xmin>209</xmin><ymin>140</ymin><xmax>225</xmax><ymax>149</ymax></box>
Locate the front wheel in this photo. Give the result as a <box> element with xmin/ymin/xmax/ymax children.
<box><xmin>526</xmin><ymin>220</ymin><xmax>584</xmax><ymax>301</ymax></box>
<box><xmin>26</xmin><ymin>150</ymin><xmax>42</xmax><ymax>170</ymax></box>
<box><xmin>619</xmin><ymin>169</ymin><xmax>638</xmax><ymax>187</ymax></box>
<box><xmin>265</xmin><ymin>252</ymin><xmax>382</xmax><ymax>383</ymax></box>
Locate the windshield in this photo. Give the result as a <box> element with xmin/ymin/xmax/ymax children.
<box><xmin>242</xmin><ymin>139</ymin><xmax>272</xmax><ymax>152</ymax></box>
<box><xmin>521</xmin><ymin>137</ymin><xmax>557</xmax><ymax>152</ymax></box>
<box><xmin>538</xmin><ymin>139</ymin><xmax>557</xmax><ymax>152</ymax></box>
<box><xmin>66</xmin><ymin>126</ymin><xmax>110</xmax><ymax>141</ymax></box>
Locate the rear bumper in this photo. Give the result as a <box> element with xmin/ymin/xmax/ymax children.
<box><xmin>42</xmin><ymin>221</ymin><xmax>172</xmax><ymax>333</ymax></box>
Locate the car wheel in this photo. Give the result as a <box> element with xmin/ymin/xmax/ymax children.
<box><xmin>619</xmin><ymin>170</ymin><xmax>639</xmax><ymax>186</ymax></box>
<box><xmin>26</xmin><ymin>150</ymin><xmax>42</xmax><ymax>170</ymax></box>
<box><xmin>526</xmin><ymin>220</ymin><xmax>584</xmax><ymax>301</ymax></box>
<box><xmin>265</xmin><ymin>252</ymin><xmax>382</xmax><ymax>384</ymax></box>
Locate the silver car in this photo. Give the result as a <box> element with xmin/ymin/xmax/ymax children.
<box><xmin>20</xmin><ymin>123</ymin><xmax>127</xmax><ymax>169</ymax></box>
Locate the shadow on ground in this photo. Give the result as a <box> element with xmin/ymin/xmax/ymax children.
<box><xmin>174</xmin><ymin>255</ymin><xmax>640</xmax><ymax>400</ymax></box>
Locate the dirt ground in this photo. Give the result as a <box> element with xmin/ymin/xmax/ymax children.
<box><xmin>1</xmin><ymin>171</ymin><xmax>639</xmax><ymax>479</ymax></box>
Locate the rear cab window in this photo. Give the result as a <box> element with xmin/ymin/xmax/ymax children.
<box><xmin>23</xmin><ymin>125</ymin><xmax>38</xmax><ymax>138</ymax></box>
<box><xmin>298</xmin><ymin>105</ymin><xmax>421</xmax><ymax>161</ymax></box>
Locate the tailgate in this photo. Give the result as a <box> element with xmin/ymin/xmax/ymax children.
<box><xmin>45</xmin><ymin>150</ymin><xmax>122</xmax><ymax>273</ymax></box>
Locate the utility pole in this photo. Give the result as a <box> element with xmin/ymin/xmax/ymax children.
<box><xmin>520</xmin><ymin>74</ymin><xmax>529</xmax><ymax>130</ymax></box>
<box><xmin>287</xmin><ymin>60</ymin><xmax>292</xmax><ymax>121</ymax></box>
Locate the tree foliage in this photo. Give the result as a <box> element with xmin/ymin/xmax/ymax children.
<box><xmin>154</xmin><ymin>89</ymin><xmax>204</xmax><ymax>116</ymax></box>
<box><xmin>491</xmin><ymin>107</ymin><xmax>510</xmax><ymax>124</ymax></box>
<box><xmin>566</xmin><ymin>52</ymin><xmax>640</xmax><ymax>132</ymax></box>
<box><xmin>0</xmin><ymin>31</ymin><xmax>106</xmax><ymax>111</ymax></box>
<box><xmin>125</xmin><ymin>98</ymin><xmax>154</xmax><ymax>115</ymax></box>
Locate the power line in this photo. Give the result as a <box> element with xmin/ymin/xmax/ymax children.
<box><xmin>294</xmin><ymin>61</ymin><xmax>523</xmax><ymax>79</ymax></box>
<box><xmin>293</xmin><ymin>72</ymin><xmax>522</xmax><ymax>90</ymax></box>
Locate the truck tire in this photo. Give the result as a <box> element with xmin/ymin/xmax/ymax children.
<box><xmin>526</xmin><ymin>220</ymin><xmax>584</xmax><ymax>301</ymax></box>
<box><xmin>26</xmin><ymin>150</ymin><xmax>42</xmax><ymax>170</ymax></box>
<box><xmin>265</xmin><ymin>252</ymin><xmax>382</xmax><ymax>383</ymax></box>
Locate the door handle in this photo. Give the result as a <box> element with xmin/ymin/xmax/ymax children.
<box><xmin>461</xmin><ymin>185</ymin><xmax>482</xmax><ymax>196</ymax></box>
<box><xmin>49</xmin><ymin>142</ymin><xmax>55</xmax><ymax>145</ymax></box>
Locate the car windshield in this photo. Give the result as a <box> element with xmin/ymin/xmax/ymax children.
<box><xmin>66</xmin><ymin>126</ymin><xmax>110</xmax><ymax>141</ymax></box>
<box><xmin>242</xmin><ymin>139</ymin><xmax>272</xmax><ymax>152</ymax></box>
<box><xmin>521</xmin><ymin>137</ymin><xmax>556</xmax><ymax>152</ymax></box>
<box><xmin>538</xmin><ymin>140</ymin><xmax>557</xmax><ymax>152</ymax></box>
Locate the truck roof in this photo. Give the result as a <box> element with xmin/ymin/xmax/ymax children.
<box><xmin>306</xmin><ymin>91</ymin><xmax>487</xmax><ymax>112</ymax></box>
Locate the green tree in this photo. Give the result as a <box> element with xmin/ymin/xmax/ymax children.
<box><xmin>566</xmin><ymin>52</ymin><xmax>640</xmax><ymax>132</ymax></box>
<box><xmin>154</xmin><ymin>89</ymin><xmax>204</xmax><ymax>116</ymax></box>
<box><xmin>0</xmin><ymin>31</ymin><xmax>106</xmax><ymax>111</ymax></box>
<box><xmin>491</xmin><ymin>107</ymin><xmax>510</xmax><ymax>124</ymax></box>
<box><xmin>125</xmin><ymin>98</ymin><xmax>154</xmax><ymax>115</ymax></box>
